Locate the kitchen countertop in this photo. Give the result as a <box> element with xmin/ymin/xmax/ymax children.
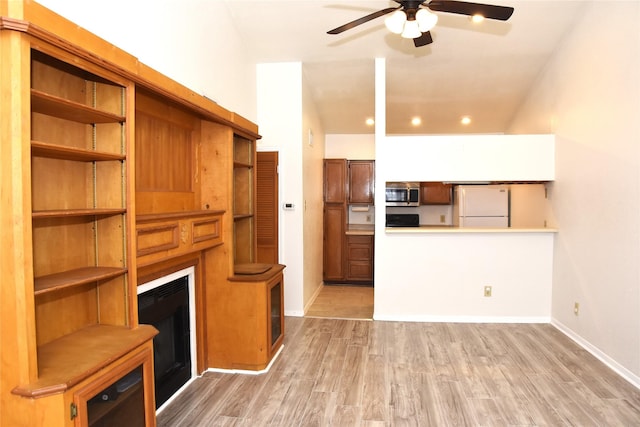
<box><xmin>346</xmin><ymin>224</ymin><xmax>375</xmax><ymax>235</ymax></box>
<box><xmin>385</xmin><ymin>225</ymin><xmax>557</xmax><ymax>233</ymax></box>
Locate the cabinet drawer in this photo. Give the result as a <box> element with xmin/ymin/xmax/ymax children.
<box><xmin>347</xmin><ymin>260</ymin><xmax>373</xmax><ymax>280</ymax></box>
<box><xmin>347</xmin><ymin>245</ymin><xmax>372</xmax><ymax>261</ymax></box>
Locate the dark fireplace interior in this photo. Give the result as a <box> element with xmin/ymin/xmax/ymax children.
<box><xmin>138</xmin><ymin>275</ymin><xmax>191</xmax><ymax>409</ymax></box>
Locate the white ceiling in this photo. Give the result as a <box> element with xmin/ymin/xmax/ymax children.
<box><xmin>224</xmin><ymin>0</ymin><xmax>584</xmax><ymax>134</ymax></box>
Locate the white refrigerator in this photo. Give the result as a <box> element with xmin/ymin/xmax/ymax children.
<box><xmin>453</xmin><ymin>185</ymin><xmax>509</xmax><ymax>227</ymax></box>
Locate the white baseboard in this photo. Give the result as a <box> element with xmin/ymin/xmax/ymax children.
<box><xmin>373</xmin><ymin>314</ymin><xmax>550</xmax><ymax>323</ymax></box>
<box><xmin>205</xmin><ymin>344</ymin><xmax>285</xmax><ymax>376</ymax></box>
<box><xmin>285</xmin><ymin>310</ymin><xmax>304</xmax><ymax>317</ymax></box>
<box><xmin>552</xmin><ymin>319</ymin><xmax>640</xmax><ymax>390</ymax></box>
<box><xmin>155</xmin><ymin>376</ymin><xmax>198</xmax><ymax>415</ymax></box>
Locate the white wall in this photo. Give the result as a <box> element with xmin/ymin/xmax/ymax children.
<box><xmin>37</xmin><ymin>0</ymin><xmax>256</xmax><ymax>122</ymax></box>
<box><xmin>508</xmin><ymin>1</ymin><xmax>640</xmax><ymax>384</ymax></box>
<box><xmin>378</xmin><ymin>134</ymin><xmax>555</xmax><ymax>182</ymax></box>
<box><xmin>257</xmin><ymin>63</ymin><xmax>306</xmax><ymax>316</ymax></box>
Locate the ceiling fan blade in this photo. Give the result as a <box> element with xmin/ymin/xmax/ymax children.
<box><xmin>327</xmin><ymin>7</ymin><xmax>400</xmax><ymax>34</ymax></box>
<box><xmin>413</xmin><ymin>31</ymin><xmax>433</xmax><ymax>47</ymax></box>
<box><xmin>428</xmin><ymin>0</ymin><xmax>514</xmax><ymax>21</ymax></box>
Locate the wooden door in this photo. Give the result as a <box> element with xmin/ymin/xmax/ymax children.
<box><xmin>256</xmin><ymin>151</ymin><xmax>279</xmax><ymax>264</ymax></box>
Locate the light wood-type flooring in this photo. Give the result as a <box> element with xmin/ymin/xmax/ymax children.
<box><xmin>306</xmin><ymin>285</ymin><xmax>374</xmax><ymax>320</ymax></box>
<box><xmin>158</xmin><ymin>317</ymin><xmax>640</xmax><ymax>426</ymax></box>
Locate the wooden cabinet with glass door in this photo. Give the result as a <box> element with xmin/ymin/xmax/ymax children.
<box><xmin>73</xmin><ymin>342</ymin><xmax>155</xmax><ymax>427</ymax></box>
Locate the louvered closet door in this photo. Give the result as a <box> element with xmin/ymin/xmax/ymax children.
<box><xmin>256</xmin><ymin>151</ymin><xmax>279</xmax><ymax>264</ymax></box>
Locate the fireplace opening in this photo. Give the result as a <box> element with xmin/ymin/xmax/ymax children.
<box><xmin>138</xmin><ymin>270</ymin><xmax>194</xmax><ymax>409</ymax></box>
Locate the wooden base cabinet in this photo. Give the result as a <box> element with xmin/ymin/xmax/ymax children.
<box><xmin>346</xmin><ymin>235</ymin><xmax>374</xmax><ymax>282</ymax></box>
<box><xmin>209</xmin><ymin>264</ymin><xmax>285</xmax><ymax>371</ymax></box>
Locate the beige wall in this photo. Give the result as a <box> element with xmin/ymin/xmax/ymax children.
<box><xmin>508</xmin><ymin>1</ymin><xmax>640</xmax><ymax>383</ymax></box>
<box><xmin>302</xmin><ymin>78</ymin><xmax>326</xmax><ymax>312</ymax></box>
<box><xmin>325</xmin><ymin>134</ymin><xmax>375</xmax><ymax>159</ymax></box>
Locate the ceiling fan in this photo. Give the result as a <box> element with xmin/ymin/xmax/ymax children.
<box><xmin>327</xmin><ymin>0</ymin><xmax>514</xmax><ymax>48</ymax></box>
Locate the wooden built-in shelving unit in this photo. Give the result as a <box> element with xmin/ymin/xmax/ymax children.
<box><xmin>233</xmin><ymin>134</ymin><xmax>256</xmax><ymax>264</ymax></box>
<box><xmin>1</xmin><ymin>2</ymin><xmax>275</xmax><ymax>425</ymax></box>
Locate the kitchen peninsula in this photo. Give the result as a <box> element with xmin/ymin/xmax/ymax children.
<box><xmin>373</xmin><ymin>134</ymin><xmax>556</xmax><ymax>323</ymax></box>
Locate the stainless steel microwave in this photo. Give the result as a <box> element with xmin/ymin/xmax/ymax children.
<box><xmin>385</xmin><ymin>183</ymin><xmax>420</xmax><ymax>206</ymax></box>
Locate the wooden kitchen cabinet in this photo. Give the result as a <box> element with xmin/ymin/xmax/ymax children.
<box><xmin>420</xmin><ymin>182</ymin><xmax>453</xmax><ymax>205</ymax></box>
<box><xmin>348</xmin><ymin>160</ymin><xmax>375</xmax><ymax>205</ymax></box>
<box><xmin>324</xmin><ymin>159</ymin><xmax>347</xmax><ymax>203</ymax></box>
<box><xmin>323</xmin><ymin>159</ymin><xmax>374</xmax><ymax>282</ymax></box>
<box><xmin>346</xmin><ymin>235</ymin><xmax>374</xmax><ymax>282</ymax></box>
<box><xmin>323</xmin><ymin>204</ymin><xmax>347</xmax><ymax>281</ymax></box>
<box><xmin>323</xmin><ymin>159</ymin><xmax>347</xmax><ymax>282</ymax></box>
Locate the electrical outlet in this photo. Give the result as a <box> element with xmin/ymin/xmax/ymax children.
<box><xmin>366</xmin><ymin>214</ymin><xmax>372</xmax><ymax>223</ymax></box>
<box><xmin>484</xmin><ymin>286</ymin><xmax>492</xmax><ymax>297</ymax></box>
<box><xmin>574</xmin><ymin>302</ymin><xmax>579</xmax><ymax>315</ymax></box>
<box><xmin>440</xmin><ymin>214</ymin><xmax>446</xmax><ymax>223</ymax></box>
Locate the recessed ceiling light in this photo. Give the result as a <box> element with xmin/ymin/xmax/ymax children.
<box><xmin>365</xmin><ymin>118</ymin><xmax>375</xmax><ymax>126</ymax></box>
<box><xmin>411</xmin><ymin>117</ymin><xmax>422</xmax><ymax>126</ymax></box>
<box><xmin>461</xmin><ymin>116</ymin><xmax>471</xmax><ymax>125</ymax></box>
<box><xmin>471</xmin><ymin>14</ymin><xmax>485</xmax><ymax>23</ymax></box>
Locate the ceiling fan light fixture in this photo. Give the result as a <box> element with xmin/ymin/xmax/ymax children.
<box><xmin>415</xmin><ymin>8</ymin><xmax>438</xmax><ymax>32</ymax></box>
<box><xmin>401</xmin><ymin>19</ymin><xmax>421</xmax><ymax>39</ymax></box>
<box><xmin>385</xmin><ymin>10</ymin><xmax>407</xmax><ymax>34</ymax></box>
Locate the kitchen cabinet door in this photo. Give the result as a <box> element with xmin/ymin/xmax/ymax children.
<box><xmin>420</xmin><ymin>182</ymin><xmax>452</xmax><ymax>205</ymax></box>
<box><xmin>324</xmin><ymin>159</ymin><xmax>347</xmax><ymax>203</ymax></box>
<box><xmin>348</xmin><ymin>160</ymin><xmax>375</xmax><ymax>205</ymax></box>
<box><xmin>323</xmin><ymin>204</ymin><xmax>346</xmax><ymax>281</ymax></box>
<box><xmin>346</xmin><ymin>235</ymin><xmax>374</xmax><ymax>282</ymax></box>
